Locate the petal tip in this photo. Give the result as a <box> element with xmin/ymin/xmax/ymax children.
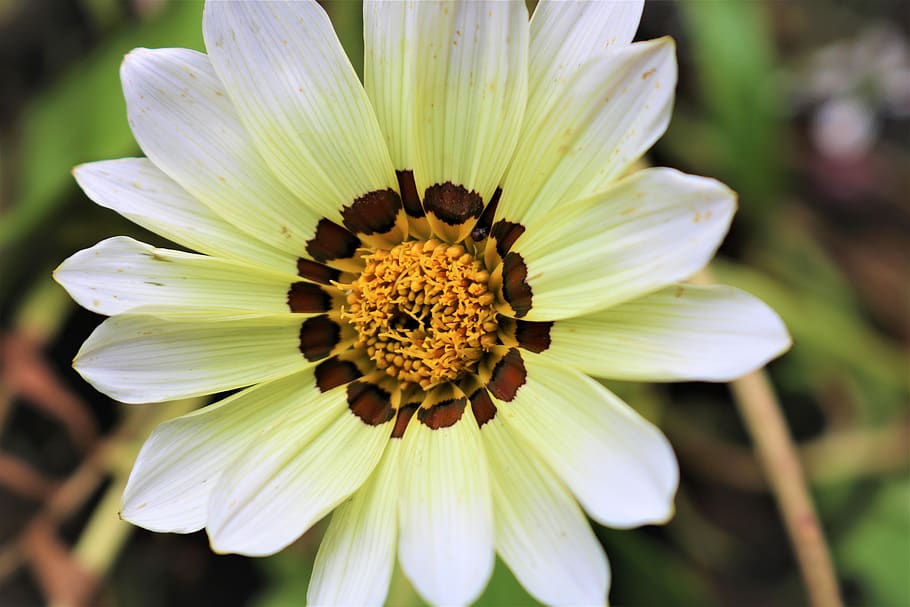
<box><xmin>206</xmin><ymin>527</ymin><xmax>283</xmax><ymax>558</ymax></box>
<box><xmin>207</xmin><ymin>535</ymin><xmax>233</xmax><ymax>556</ymax></box>
<box><xmin>71</xmin><ymin>357</ymin><xmax>147</xmax><ymax>405</ymax></box>
<box><xmin>651</xmin><ymin>500</ymin><xmax>677</xmax><ymax>526</ymax></box>
<box><xmin>70</xmin><ymin>163</ymin><xmax>96</xmax><ymax>189</ymax></box>
<box><xmin>713</xmin><ymin>299</ymin><xmax>794</xmax><ymax>382</ymax></box>
<box><xmin>652</xmin><ymin>35</ymin><xmax>677</xmax><ymax>51</ymax></box>
<box><xmin>119</xmin><ymin>500</ymin><xmax>143</xmax><ymax>526</ymax></box>
<box><xmin>121</xmin><ymin>47</ymin><xmax>151</xmax><ymax>72</ymax></box>
<box><xmin>206</xmin><ymin>521</ymin><xmax>241</xmax><ymax>555</ymax></box>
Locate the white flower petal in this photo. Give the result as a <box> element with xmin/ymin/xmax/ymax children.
<box><xmin>121</xmin><ymin>370</ymin><xmax>315</xmax><ymax>533</ymax></box>
<box><xmin>495</xmin><ymin>352</ymin><xmax>678</xmax><ymax>528</ymax></box>
<box><xmin>54</xmin><ymin>237</ymin><xmax>302</xmax><ymax>316</ymax></box>
<box><xmin>482</xmin><ymin>417</ymin><xmax>609</xmax><ymax>606</ymax></box>
<box><xmin>547</xmin><ymin>283</ymin><xmax>792</xmax><ymax>381</ymax></box>
<box><xmin>307</xmin><ymin>440</ymin><xmax>402</xmax><ymax>606</ymax></box>
<box><xmin>364</xmin><ymin>0</ymin><xmax>418</xmax><ymax>171</ymax></box>
<box><xmin>504</xmin><ymin>167</ymin><xmax>735</xmax><ymax>320</ymax></box>
<box><xmin>73</xmin><ymin>159</ymin><xmax>295</xmax><ymax>273</ymax></box>
<box><xmin>74</xmin><ymin>315</ymin><xmax>307</xmax><ymax>403</ymax></box>
<box><xmin>398</xmin><ymin>407</ymin><xmax>494</xmax><ymax>605</ymax></box>
<box><xmin>526</xmin><ymin>0</ymin><xmax>643</xmax><ymax>129</ymax></box>
<box><xmin>121</xmin><ymin>47</ymin><xmax>323</xmax><ymax>256</ymax></box>
<box><xmin>410</xmin><ymin>0</ymin><xmax>529</xmax><ymax>241</ymax></box>
<box><xmin>202</xmin><ymin>0</ymin><xmax>403</xmax><ymax>236</ymax></box>
<box><xmin>498</xmin><ymin>38</ymin><xmax>676</xmax><ymax>229</ymax></box>
<box><xmin>207</xmin><ymin>406</ymin><xmax>391</xmax><ymax>557</ymax></box>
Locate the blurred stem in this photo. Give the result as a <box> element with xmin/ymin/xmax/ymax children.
<box><xmin>697</xmin><ymin>269</ymin><xmax>842</xmax><ymax>607</ymax></box>
<box><xmin>68</xmin><ymin>477</ymin><xmax>130</xmax><ymax>589</ymax></box>
<box><xmin>729</xmin><ymin>373</ymin><xmax>842</xmax><ymax>607</ymax></box>
<box><xmin>70</xmin><ymin>398</ymin><xmax>201</xmax><ymax>586</ymax></box>
<box><xmin>14</xmin><ymin>272</ymin><xmax>73</xmax><ymax>343</ymax></box>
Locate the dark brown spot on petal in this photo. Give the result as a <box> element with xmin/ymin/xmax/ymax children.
<box><xmin>297</xmin><ymin>258</ymin><xmax>341</xmax><ymax>284</ymax></box>
<box><xmin>287</xmin><ymin>282</ymin><xmax>331</xmax><ymax>313</ymax></box>
<box><xmin>514</xmin><ymin>320</ymin><xmax>553</xmax><ymax>353</ymax></box>
<box><xmin>490</xmin><ymin>220</ymin><xmax>525</xmax><ymax>258</ymax></box>
<box><xmin>306</xmin><ymin>219</ymin><xmax>360</xmax><ymax>263</ymax></box>
<box><xmin>501</xmin><ymin>252</ymin><xmax>532</xmax><ymax>318</ymax></box>
<box><xmin>423</xmin><ymin>182</ymin><xmax>484</xmax><ymax>226</ymax></box>
<box><xmin>469</xmin><ymin>388</ymin><xmax>497</xmax><ymax>427</ymax></box>
<box><xmin>347</xmin><ymin>380</ymin><xmax>395</xmax><ymax>426</ymax></box>
<box><xmin>471</xmin><ymin>187</ymin><xmax>502</xmax><ymax>241</ymax></box>
<box><xmin>298</xmin><ymin>315</ymin><xmax>340</xmax><ymax>361</ymax></box>
<box><xmin>341</xmin><ymin>189</ymin><xmax>402</xmax><ymax>235</ymax></box>
<box><xmin>396</xmin><ymin>170</ymin><xmax>425</xmax><ymax>218</ymax></box>
<box><xmin>391</xmin><ymin>404</ymin><xmax>418</xmax><ymax>439</ymax></box>
<box><xmin>315</xmin><ymin>357</ymin><xmax>363</xmax><ymax>392</ymax></box>
<box><xmin>487</xmin><ymin>348</ymin><xmax>526</xmax><ymax>402</ymax></box>
<box><xmin>417</xmin><ymin>397</ymin><xmax>467</xmax><ymax>429</ymax></box>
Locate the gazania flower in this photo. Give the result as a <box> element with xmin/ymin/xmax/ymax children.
<box><xmin>54</xmin><ymin>1</ymin><xmax>790</xmax><ymax>605</ymax></box>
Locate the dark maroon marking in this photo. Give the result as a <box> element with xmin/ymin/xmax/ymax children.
<box><xmin>501</xmin><ymin>252</ymin><xmax>533</xmax><ymax>317</ymax></box>
<box><xmin>417</xmin><ymin>398</ymin><xmax>467</xmax><ymax>429</ymax></box>
<box><xmin>391</xmin><ymin>404</ymin><xmax>418</xmax><ymax>439</ymax></box>
<box><xmin>315</xmin><ymin>357</ymin><xmax>363</xmax><ymax>392</ymax></box>
<box><xmin>347</xmin><ymin>381</ymin><xmax>396</xmax><ymax>426</ymax></box>
<box><xmin>305</xmin><ymin>219</ymin><xmax>360</xmax><ymax>262</ymax></box>
<box><xmin>487</xmin><ymin>348</ymin><xmax>527</xmax><ymax>402</ymax></box>
<box><xmin>514</xmin><ymin>320</ymin><xmax>553</xmax><ymax>353</ymax></box>
<box><xmin>341</xmin><ymin>189</ymin><xmax>402</xmax><ymax>235</ymax></box>
<box><xmin>423</xmin><ymin>182</ymin><xmax>484</xmax><ymax>225</ymax></box>
<box><xmin>396</xmin><ymin>170</ymin><xmax>425</xmax><ymax>217</ymax></box>
<box><xmin>298</xmin><ymin>315</ymin><xmax>340</xmax><ymax>361</ymax></box>
<box><xmin>471</xmin><ymin>188</ymin><xmax>502</xmax><ymax>241</ymax></box>
<box><xmin>287</xmin><ymin>282</ymin><xmax>331</xmax><ymax>313</ymax></box>
<box><xmin>469</xmin><ymin>388</ymin><xmax>497</xmax><ymax>427</ymax></box>
<box><xmin>490</xmin><ymin>220</ymin><xmax>526</xmax><ymax>258</ymax></box>
<box><xmin>297</xmin><ymin>258</ymin><xmax>341</xmax><ymax>284</ymax></box>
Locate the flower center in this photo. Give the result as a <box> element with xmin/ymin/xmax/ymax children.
<box><xmin>342</xmin><ymin>239</ymin><xmax>498</xmax><ymax>391</ymax></box>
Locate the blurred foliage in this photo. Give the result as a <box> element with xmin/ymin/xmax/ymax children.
<box><xmin>0</xmin><ymin>1</ymin><xmax>907</xmax><ymax>606</ymax></box>
<box><xmin>837</xmin><ymin>480</ymin><xmax>910</xmax><ymax>607</ymax></box>
<box><xmin>257</xmin><ymin>553</ymin><xmax>543</xmax><ymax>607</ymax></box>
<box><xmin>1</xmin><ymin>0</ymin><xmax>204</xmax><ymax>296</ymax></box>
<box><xmin>672</xmin><ymin>0</ymin><xmax>786</xmax><ymax>228</ymax></box>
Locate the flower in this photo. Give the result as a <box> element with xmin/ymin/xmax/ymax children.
<box><xmin>54</xmin><ymin>1</ymin><xmax>791</xmax><ymax>605</ymax></box>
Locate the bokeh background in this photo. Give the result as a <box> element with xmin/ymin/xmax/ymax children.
<box><xmin>1</xmin><ymin>1</ymin><xmax>908</xmax><ymax>605</ymax></box>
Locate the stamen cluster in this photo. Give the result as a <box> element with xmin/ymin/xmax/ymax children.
<box><xmin>342</xmin><ymin>239</ymin><xmax>498</xmax><ymax>391</ymax></box>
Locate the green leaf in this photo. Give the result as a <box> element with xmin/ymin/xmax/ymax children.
<box><xmin>673</xmin><ymin>1</ymin><xmax>787</xmax><ymax>226</ymax></box>
<box><xmin>324</xmin><ymin>1</ymin><xmax>365</xmax><ymax>79</ymax></box>
<box><xmin>1</xmin><ymin>1</ymin><xmax>204</xmax><ymax>250</ymax></box>
<box><xmin>837</xmin><ymin>480</ymin><xmax>910</xmax><ymax>607</ymax></box>
<box><xmin>384</xmin><ymin>557</ymin><xmax>542</xmax><ymax>607</ymax></box>
<box><xmin>598</xmin><ymin>527</ymin><xmax>710</xmax><ymax>607</ymax></box>
<box><xmin>473</xmin><ymin>558</ymin><xmax>542</xmax><ymax>607</ymax></box>
<box><xmin>254</xmin><ymin>545</ymin><xmax>316</xmax><ymax>607</ymax></box>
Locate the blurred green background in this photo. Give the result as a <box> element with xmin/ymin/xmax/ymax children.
<box><xmin>0</xmin><ymin>1</ymin><xmax>908</xmax><ymax>605</ymax></box>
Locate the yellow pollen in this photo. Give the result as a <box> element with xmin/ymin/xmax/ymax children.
<box><xmin>341</xmin><ymin>239</ymin><xmax>499</xmax><ymax>391</ymax></box>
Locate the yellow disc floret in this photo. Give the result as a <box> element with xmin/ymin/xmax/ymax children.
<box><xmin>342</xmin><ymin>239</ymin><xmax>498</xmax><ymax>391</ymax></box>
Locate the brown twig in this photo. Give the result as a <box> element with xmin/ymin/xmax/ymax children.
<box><xmin>730</xmin><ymin>371</ymin><xmax>844</xmax><ymax>607</ymax></box>
<box><xmin>692</xmin><ymin>267</ymin><xmax>844</xmax><ymax>607</ymax></box>
<box><xmin>1</xmin><ymin>332</ymin><xmax>98</xmax><ymax>451</ymax></box>
<box><xmin>20</xmin><ymin>519</ymin><xmax>96</xmax><ymax>607</ymax></box>
<box><xmin>0</xmin><ymin>453</ymin><xmax>58</xmax><ymax>501</ymax></box>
